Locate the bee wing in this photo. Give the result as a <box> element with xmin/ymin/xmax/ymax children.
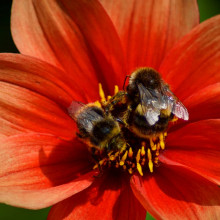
<box><xmin>68</xmin><ymin>101</ymin><xmax>105</xmax><ymax>133</ymax></box>
<box><xmin>163</xmin><ymin>86</ymin><xmax>189</xmax><ymax>121</ymax></box>
<box><xmin>149</xmin><ymin>88</ymin><xmax>167</xmax><ymax>109</ymax></box>
<box><xmin>172</xmin><ymin>100</ymin><xmax>189</xmax><ymax>120</ymax></box>
<box><xmin>68</xmin><ymin>101</ymin><xmax>103</xmax><ymax>121</ymax></box>
<box><xmin>68</xmin><ymin>101</ymin><xmax>85</xmax><ymax>120</ymax></box>
<box><xmin>137</xmin><ymin>83</ymin><xmax>162</xmax><ymax>125</ymax></box>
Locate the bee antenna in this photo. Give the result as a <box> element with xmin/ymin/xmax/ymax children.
<box><xmin>123</xmin><ymin>75</ymin><xmax>130</xmax><ymax>90</ymax></box>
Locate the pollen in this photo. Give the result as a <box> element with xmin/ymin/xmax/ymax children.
<box><xmin>90</xmin><ymin>84</ymin><xmax>168</xmax><ymax>176</ymax></box>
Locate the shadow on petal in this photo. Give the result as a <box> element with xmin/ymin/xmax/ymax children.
<box><xmin>48</xmin><ymin>170</ymin><xmax>144</xmax><ymax>220</ymax></box>
<box><xmin>38</xmin><ymin>137</ymin><xmax>94</xmax><ymax>186</ymax></box>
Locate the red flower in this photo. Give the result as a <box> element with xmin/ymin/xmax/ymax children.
<box><xmin>0</xmin><ymin>0</ymin><xmax>220</xmax><ymax>219</ymax></box>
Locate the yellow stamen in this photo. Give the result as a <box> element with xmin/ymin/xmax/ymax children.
<box><xmin>107</xmin><ymin>95</ymin><xmax>111</xmax><ymax>100</ymax></box>
<box><xmin>114</xmin><ymin>151</ymin><xmax>119</xmax><ymax>157</ymax></box>
<box><xmin>137</xmin><ymin>163</ymin><xmax>143</xmax><ymax>176</ymax></box>
<box><xmin>121</xmin><ymin>150</ymin><xmax>128</xmax><ymax>161</ymax></box>
<box><xmin>148</xmin><ymin>160</ymin><xmax>153</xmax><ymax>173</ymax></box>
<box><xmin>136</xmin><ymin>149</ymin><xmax>141</xmax><ymax>163</ymax></box>
<box><xmin>93</xmin><ymin>163</ymin><xmax>99</xmax><ymax>169</ymax></box>
<box><xmin>128</xmin><ymin>168</ymin><xmax>133</xmax><ymax>174</ymax></box>
<box><xmin>99</xmin><ymin>83</ymin><xmax>106</xmax><ymax>102</ymax></box>
<box><xmin>141</xmin><ymin>145</ymin><xmax>145</xmax><ymax>156</ymax></box>
<box><xmin>94</xmin><ymin>100</ymin><xmax>101</xmax><ymax>107</ymax></box>
<box><xmin>147</xmin><ymin>148</ymin><xmax>153</xmax><ymax>172</ymax></box>
<box><xmin>110</xmin><ymin>155</ymin><xmax>116</xmax><ymax>161</ymax></box>
<box><xmin>155</xmin><ymin>143</ymin><xmax>160</xmax><ymax>156</ymax></box>
<box><xmin>114</xmin><ymin>85</ymin><xmax>119</xmax><ymax>95</ymax></box>
<box><xmin>120</xmin><ymin>143</ymin><xmax>127</xmax><ymax>153</ymax></box>
<box><xmin>107</xmin><ymin>151</ymin><xmax>113</xmax><ymax>157</ymax></box>
<box><xmin>128</xmin><ymin>147</ymin><xmax>133</xmax><ymax>158</ymax></box>
<box><xmin>159</xmin><ymin>133</ymin><xmax>165</xmax><ymax>150</ymax></box>
<box><xmin>119</xmin><ymin>150</ymin><xmax>128</xmax><ymax>166</ymax></box>
<box><xmin>147</xmin><ymin>148</ymin><xmax>152</xmax><ymax>160</ymax></box>
<box><xmin>149</xmin><ymin>137</ymin><xmax>156</xmax><ymax>151</ymax></box>
<box><xmin>110</xmin><ymin>151</ymin><xmax>119</xmax><ymax>161</ymax></box>
<box><xmin>99</xmin><ymin>159</ymin><xmax>106</xmax><ymax>166</ymax></box>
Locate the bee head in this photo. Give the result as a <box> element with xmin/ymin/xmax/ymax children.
<box><xmin>127</xmin><ymin>68</ymin><xmax>162</xmax><ymax>97</ymax></box>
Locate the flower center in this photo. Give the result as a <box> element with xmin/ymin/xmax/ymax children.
<box><xmin>89</xmin><ymin>84</ymin><xmax>176</xmax><ymax>176</ymax></box>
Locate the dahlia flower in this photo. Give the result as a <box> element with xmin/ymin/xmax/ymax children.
<box><xmin>0</xmin><ymin>0</ymin><xmax>219</xmax><ymax>219</ymax></box>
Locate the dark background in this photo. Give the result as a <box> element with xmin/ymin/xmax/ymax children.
<box><xmin>0</xmin><ymin>0</ymin><xmax>219</xmax><ymax>219</ymax></box>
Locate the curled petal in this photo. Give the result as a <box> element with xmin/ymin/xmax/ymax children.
<box><xmin>160</xmin><ymin>15</ymin><xmax>220</xmax><ymax>100</ymax></box>
<box><xmin>0</xmin><ymin>133</ymin><xmax>94</xmax><ymax>209</ymax></box>
<box><xmin>131</xmin><ymin>165</ymin><xmax>220</xmax><ymax>220</ymax></box>
<box><xmin>48</xmin><ymin>172</ymin><xmax>146</xmax><ymax>220</ymax></box>
<box><xmin>100</xmin><ymin>0</ymin><xmax>199</xmax><ymax>72</ymax></box>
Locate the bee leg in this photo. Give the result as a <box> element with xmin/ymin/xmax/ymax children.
<box><xmin>105</xmin><ymin>92</ymin><xmax>125</xmax><ymax>114</ymax></box>
<box><xmin>76</xmin><ymin>132</ymin><xmax>83</xmax><ymax>138</ymax></box>
<box><xmin>121</xmin><ymin>104</ymin><xmax>133</xmax><ymax>128</ymax></box>
<box><xmin>105</xmin><ymin>99</ymin><xmax>118</xmax><ymax>114</ymax></box>
<box><xmin>76</xmin><ymin>132</ymin><xmax>88</xmax><ymax>139</ymax></box>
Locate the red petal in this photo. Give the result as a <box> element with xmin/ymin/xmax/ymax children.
<box><xmin>131</xmin><ymin>165</ymin><xmax>220</xmax><ymax>220</ymax></box>
<box><xmin>167</xmin><ymin>119</ymin><xmax>220</xmax><ymax>150</ymax></box>
<box><xmin>100</xmin><ymin>0</ymin><xmax>199</xmax><ymax>72</ymax></box>
<box><xmin>160</xmin><ymin>15</ymin><xmax>220</xmax><ymax>100</ymax></box>
<box><xmin>11</xmin><ymin>0</ymin><xmax>125</xmax><ymax>95</ymax></box>
<box><xmin>48</xmin><ymin>172</ymin><xmax>146</xmax><ymax>220</ymax></box>
<box><xmin>0</xmin><ymin>133</ymin><xmax>95</xmax><ymax>209</ymax></box>
<box><xmin>163</xmin><ymin>119</ymin><xmax>220</xmax><ymax>184</ymax></box>
<box><xmin>0</xmin><ymin>81</ymin><xmax>75</xmax><ymax>140</ymax></box>
<box><xmin>160</xmin><ymin>150</ymin><xmax>220</xmax><ymax>185</ymax></box>
<box><xmin>184</xmin><ymin>83</ymin><xmax>220</xmax><ymax>121</ymax></box>
<box><xmin>0</xmin><ymin>53</ymin><xmax>86</xmax><ymax>106</ymax></box>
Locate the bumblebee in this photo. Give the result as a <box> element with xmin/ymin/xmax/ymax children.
<box><xmin>68</xmin><ymin>101</ymin><xmax>125</xmax><ymax>151</ymax></box>
<box><xmin>105</xmin><ymin>67</ymin><xmax>189</xmax><ymax>137</ymax></box>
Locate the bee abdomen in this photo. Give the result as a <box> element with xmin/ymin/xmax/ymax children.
<box><xmin>132</xmin><ymin>113</ymin><xmax>169</xmax><ymax>136</ymax></box>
